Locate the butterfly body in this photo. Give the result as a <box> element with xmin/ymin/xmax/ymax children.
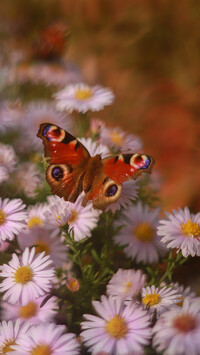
<box><xmin>37</xmin><ymin>123</ymin><xmax>154</xmax><ymax>210</ymax></box>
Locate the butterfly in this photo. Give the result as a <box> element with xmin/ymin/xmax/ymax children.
<box><xmin>37</xmin><ymin>123</ymin><xmax>154</xmax><ymax>210</ymax></box>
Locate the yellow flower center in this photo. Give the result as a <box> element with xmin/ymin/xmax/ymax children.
<box><xmin>134</xmin><ymin>222</ymin><xmax>154</xmax><ymax>242</ymax></box>
<box><xmin>57</xmin><ymin>215</ymin><xmax>61</xmax><ymax>220</ymax></box>
<box><xmin>142</xmin><ymin>292</ymin><xmax>161</xmax><ymax>306</ymax></box>
<box><xmin>14</xmin><ymin>266</ymin><xmax>33</xmax><ymax>284</ymax></box>
<box><xmin>175</xmin><ymin>297</ymin><xmax>184</xmax><ymax>307</ymax></box>
<box><xmin>75</xmin><ymin>88</ymin><xmax>93</xmax><ymax>100</ymax></box>
<box><xmin>180</xmin><ymin>219</ymin><xmax>200</xmax><ymax>238</ymax></box>
<box><xmin>19</xmin><ymin>301</ymin><xmax>38</xmax><ymax>319</ymax></box>
<box><xmin>0</xmin><ymin>339</ymin><xmax>16</xmax><ymax>353</ymax></box>
<box><xmin>68</xmin><ymin>209</ymin><xmax>78</xmax><ymax>224</ymax></box>
<box><xmin>124</xmin><ymin>282</ymin><xmax>132</xmax><ymax>292</ymax></box>
<box><xmin>109</xmin><ymin>132</ymin><xmax>124</xmax><ymax>146</ymax></box>
<box><xmin>27</xmin><ymin>217</ymin><xmax>43</xmax><ymax>228</ymax></box>
<box><xmin>31</xmin><ymin>344</ymin><xmax>53</xmax><ymax>355</ymax></box>
<box><xmin>172</xmin><ymin>313</ymin><xmax>197</xmax><ymax>333</ymax></box>
<box><xmin>105</xmin><ymin>315</ymin><xmax>128</xmax><ymax>339</ymax></box>
<box><xmin>35</xmin><ymin>240</ymin><xmax>50</xmax><ymax>255</ymax></box>
<box><xmin>0</xmin><ymin>209</ymin><xmax>6</xmax><ymax>225</ymax></box>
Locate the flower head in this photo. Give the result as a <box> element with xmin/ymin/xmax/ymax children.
<box><xmin>114</xmin><ymin>202</ymin><xmax>166</xmax><ymax>264</ymax></box>
<box><xmin>55</xmin><ymin>83</ymin><xmax>114</xmax><ymax>113</ymax></box>
<box><xmin>0</xmin><ymin>198</ymin><xmax>27</xmax><ymax>244</ymax></box>
<box><xmin>25</xmin><ymin>203</ymin><xmax>48</xmax><ymax>230</ymax></box>
<box><xmin>157</xmin><ymin>207</ymin><xmax>200</xmax><ymax>257</ymax></box>
<box><xmin>107</xmin><ymin>268</ymin><xmax>146</xmax><ymax>300</ymax></box>
<box><xmin>68</xmin><ymin>193</ymin><xmax>100</xmax><ymax>241</ymax></box>
<box><xmin>100</xmin><ymin>126</ymin><xmax>143</xmax><ymax>153</ymax></box>
<box><xmin>0</xmin><ymin>320</ymin><xmax>30</xmax><ymax>353</ymax></box>
<box><xmin>17</xmin><ymin>226</ymin><xmax>68</xmax><ymax>267</ymax></box>
<box><xmin>153</xmin><ymin>298</ymin><xmax>200</xmax><ymax>355</ymax></box>
<box><xmin>11</xmin><ymin>323</ymin><xmax>80</xmax><ymax>354</ymax></box>
<box><xmin>141</xmin><ymin>285</ymin><xmax>181</xmax><ymax>316</ymax></box>
<box><xmin>13</xmin><ymin>162</ymin><xmax>43</xmax><ymax>198</ymax></box>
<box><xmin>0</xmin><ymin>144</ymin><xmax>18</xmax><ymax>183</ymax></box>
<box><xmin>1</xmin><ymin>295</ymin><xmax>58</xmax><ymax>325</ymax></box>
<box><xmin>22</xmin><ymin>101</ymin><xmax>72</xmax><ymax>149</ymax></box>
<box><xmin>44</xmin><ymin>195</ymin><xmax>71</xmax><ymax>227</ymax></box>
<box><xmin>0</xmin><ymin>247</ymin><xmax>55</xmax><ymax>305</ymax></box>
<box><xmin>78</xmin><ymin>137</ymin><xmax>109</xmax><ymax>158</ymax></box>
<box><xmin>81</xmin><ymin>295</ymin><xmax>151</xmax><ymax>355</ymax></box>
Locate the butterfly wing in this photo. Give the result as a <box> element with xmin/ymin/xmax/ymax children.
<box><xmin>82</xmin><ymin>153</ymin><xmax>154</xmax><ymax>210</ymax></box>
<box><xmin>37</xmin><ymin>123</ymin><xmax>90</xmax><ymax>202</ymax></box>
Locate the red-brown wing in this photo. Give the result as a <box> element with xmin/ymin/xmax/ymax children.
<box><xmin>102</xmin><ymin>153</ymin><xmax>154</xmax><ymax>184</ymax></box>
<box><xmin>37</xmin><ymin>123</ymin><xmax>90</xmax><ymax>202</ymax></box>
<box><xmin>37</xmin><ymin>123</ymin><xmax>90</xmax><ymax>165</ymax></box>
<box><xmin>46</xmin><ymin>164</ymin><xmax>85</xmax><ymax>202</ymax></box>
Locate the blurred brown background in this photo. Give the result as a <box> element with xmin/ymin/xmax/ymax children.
<box><xmin>0</xmin><ymin>0</ymin><xmax>199</xmax><ymax>212</ymax></box>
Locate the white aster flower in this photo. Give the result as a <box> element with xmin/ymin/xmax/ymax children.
<box><xmin>78</xmin><ymin>137</ymin><xmax>109</xmax><ymax>158</ymax></box>
<box><xmin>68</xmin><ymin>193</ymin><xmax>100</xmax><ymax>241</ymax></box>
<box><xmin>17</xmin><ymin>226</ymin><xmax>68</xmax><ymax>267</ymax></box>
<box><xmin>100</xmin><ymin>126</ymin><xmax>143</xmax><ymax>153</ymax></box>
<box><xmin>0</xmin><ymin>320</ymin><xmax>30</xmax><ymax>353</ymax></box>
<box><xmin>25</xmin><ymin>203</ymin><xmax>48</xmax><ymax>230</ymax></box>
<box><xmin>0</xmin><ymin>198</ymin><xmax>27</xmax><ymax>244</ymax></box>
<box><xmin>10</xmin><ymin>61</ymin><xmax>81</xmax><ymax>87</ymax></box>
<box><xmin>105</xmin><ymin>180</ymin><xmax>139</xmax><ymax>213</ymax></box>
<box><xmin>0</xmin><ymin>247</ymin><xmax>55</xmax><ymax>305</ymax></box>
<box><xmin>1</xmin><ymin>295</ymin><xmax>58</xmax><ymax>325</ymax></box>
<box><xmin>55</xmin><ymin>82</ymin><xmax>114</xmax><ymax>113</ymax></box>
<box><xmin>157</xmin><ymin>206</ymin><xmax>200</xmax><ymax>257</ymax></box>
<box><xmin>11</xmin><ymin>323</ymin><xmax>80</xmax><ymax>355</ymax></box>
<box><xmin>0</xmin><ymin>143</ymin><xmax>18</xmax><ymax>183</ymax></box>
<box><xmin>81</xmin><ymin>295</ymin><xmax>151</xmax><ymax>355</ymax></box>
<box><xmin>13</xmin><ymin>162</ymin><xmax>44</xmax><ymax>198</ymax></box>
<box><xmin>0</xmin><ymin>100</ymin><xmax>24</xmax><ymax>132</ymax></box>
<box><xmin>169</xmin><ymin>281</ymin><xmax>196</xmax><ymax>306</ymax></box>
<box><xmin>114</xmin><ymin>202</ymin><xmax>166</xmax><ymax>264</ymax></box>
<box><xmin>141</xmin><ymin>285</ymin><xmax>181</xmax><ymax>316</ymax></box>
<box><xmin>22</xmin><ymin>101</ymin><xmax>72</xmax><ymax>149</ymax></box>
<box><xmin>44</xmin><ymin>195</ymin><xmax>71</xmax><ymax>227</ymax></box>
<box><xmin>152</xmin><ymin>298</ymin><xmax>200</xmax><ymax>355</ymax></box>
<box><xmin>107</xmin><ymin>268</ymin><xmax>146</xmax><ymax>301</ymax></box>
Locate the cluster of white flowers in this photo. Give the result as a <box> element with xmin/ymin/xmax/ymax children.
<box><xmin>0</xmin><ymin>62</ymin><xmax>200</xmax><ymax>355</ymax></box>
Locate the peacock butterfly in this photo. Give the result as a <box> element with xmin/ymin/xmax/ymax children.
<box><xmin>37</xmin><ymin>123</ymin><xmax>154</xmax><ymax>210</ymax></box>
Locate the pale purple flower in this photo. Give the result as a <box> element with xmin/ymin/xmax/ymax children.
<box><xmin>78</xmin><ymin>137</ymin><xmax>109</xmax><ymax>158</ymax></box>
<box><xmin>114</xmin><ymin>202</ymin><xmax>166</xmax><ymax>264</ymax></box>
<box><xmin>0</xmin><ymin>143</ymin><xmax>18</xmax><ymax>183</ymax></box>
<box><xmin>0</xmin><ymin>320</ymin><xmax>30</xmax><ymax>353</ymax></box>
<box><xmin>141</xmin><ymin>285</ymin><xmax>181</xmax><ymax>316</ymax></box>
<box><xmin>11</xmin><ymin>323</ymin><xmax>80</xmax><ymax>354</ymax></box>
<box><xmin>0</xmin><ymin>198</ymin><xmax>27</xmax><ymax>244</ymax></box>
<box><xmin>68</xmin><ymin>193</ymin><xmax>100</xmax><ymax>241</ymax></box>
<box><xmin>1</xmin><ymin>295</ymin><xmax>58</xmax><ymax>325</ymax></box>
<box><xmin>0</xmin><ymin>247</ymin><xmax>55</xmax><ymax>305</ymax></box>
<box><xmin>44</xmin><ymin>195</ymin><xmax>71</xmax><ymax>227</ymax></box>
<box><xmin>81</xmin><ymin>295</ymin><xmax>151</xmax><ymax>355</ymax></box>
<box><xmin>25</xmin><ymin>202</ymin><xmax>48</xmax><ymax>230</ymax></box>
<box><xmin>13</xmin><ymin>162</ymin><xmax>43</xmax><ymax>198</ymax></box>
<box><xmin>17</xmin><ymin>226</ymin><xmax>68</xmax><ymax>267</ymax></box>
<box><xmin>107</xmin><ymin>268</ymin><xmax>146</xmax><ymax>300</ymax></box>
<box><xmin>169</xmin><ymin>282</ymin><xmax>196</xmax><ymax>305</ymax></box>
<box><xmin>100</xmin><ymin>126</ymin><xmax>143</xmax><ymax>153</ymax></box>
<box><xmin>22</xmin><ymin>101</ymin><xmax>72</xmax><ymax>149</ymax></box>
<box><xmin>0</xmin><ymin>100</ymin><xmax>24</xmax><ymax>132</ymax></box>
<box><xmin>153</xmin><ymin>298</ymin><xmax>200</xmax><ymax>355</ymax></box>
<box><xmin>157</xmin><ymin>207</ymin><xmax>200</xmax><ymax>257</ymax></box>
<box><xmin>55</xmin><ymin>83</ymin><xmax>114</xmax><ymax>113</ymax></box>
